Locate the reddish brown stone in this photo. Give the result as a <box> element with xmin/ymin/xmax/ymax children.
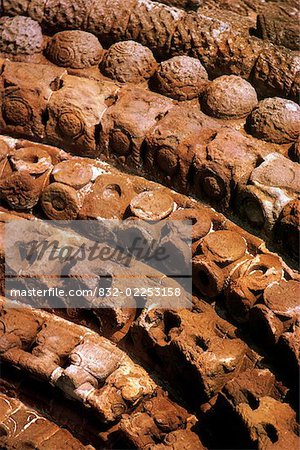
<box><xmin>257</xmin><ymin>6</ymin><xmax>300</xmax><ymax>51</ymax></box>
<box><xmin>0</xmin><ymin>135</ymin><xmax>297</xmax><ymax>434</ymax></box>
<box><xmin>171</xmin><ymin>11</ymin><xmax>259</xmax><ymax>79</ymax></box>
<box><xmin>251</xmin><ymin>45</ymin><xmax>300</xmax><ymax>101</ymax></box>
<box><xmin>168</xmin><ymin>207</ymin><xmax>212</xmax><ymax>242</ymax></box>
<box><xmin>145</xmin><ymin>105</ymin><xmax>218</xmax><ymax>192</ymax></box>
<box><xmin>192</xmin><ymin>256</ymin><xmax>225</xmax><ymax>297</ymax></box>
<box><xmin>52</xmin><ymin>159</ymin><xmax>93</xmax><ymax>189</ymax></box>
<box><xmin>131</xmin><ymin>306</ymin><xmax>251</xmax><ymax>405</ymax></box>
<box><xmin>202</xmin><ymin>0</ymin><xmax>299</xmax><ymax>20</ymax></box>
<box><xmin>193</xmin><ymin>230</ymin><xmax>248</xmax><ymax>297</ymax></box>
<box><xmin>117</xmin><ymin>216</ymin><xmax>163</xmax><ymax>269</ymax></box>
<box><xmin>46</xmin><ymin>75</ymin><xmax>119</xmax><ymax>157</ymax></box>
<box><xmin>10</xmin><ymin>147</ymin><xmax>52</xmax><ymax>175</ymax></box>
<box><xmin>234</xmin><ymin>397</ymin><xmax>299</xmax><ymax>449</ymax></box>
<box><xmin>19</xmin><ymin>320</ymin><xmax>82</xmax><ymax>380</ymax></box>
<box><xmin>100</xmin><ymin>87</ymin><xmax>173</xmax><ymax>167</ymax></box>
<box><xmin>247</xmin><ymin>97</ymin><xmax>300</xmax><ymax>144</ymax></box>
<box><xmin>236</xmin><ymin>153</ymin><xmax>300</xmax><ymax>234</ymax></box>
<box><xmin>42</xmin><ymin>0</ymin><xmax>92</xmax><ymax>31</ymax></box>
<box><xmin>202</xmin><ymin>230</ymin><xmax>247</xmax><ymax>264</ymax></box>
<box><xmin>264</xmin><ymin>280</ymin><xmax>300</xmax><ymax>320</ymax></box>
<box><xmin>235</xmin><ymin>185</ymin><xmax>268</xmax><ymax>231</ymax></box>
<box><xmin>193</xmin><ymin>128</ymin><xmax>258</xmax><ymax>210</ymax></box>
<box><xmin>217</xmin><ymin>367</ymin><xmax>294</xmax><ymax>448</ymax></box>
<box><xmin>0</xmin><ymin>60</ymin><xmax>297</xmax><ymax>256</ymax></box>
<box><xmin>101</xmin><ymin>40</ymin><xmax>157</xmax><ymax>84</ymax></box>
<box><xmin>120</xmin><ymin>396</ymin><xmax>203</xmax><ymax>449</ymax></box>
<box><xmin>87</xmin><ymin>0</ymin><xmax>137</xmax><ymax>47</ymax></box>
<box><xmin>130</xmin><ymin>190</ymin><xmax>174</xmax><ymax>221</ymax></box>
<box><xmin>79</xmin><ymin>173</ymin><xmax>135</xmax><ymax>220</ymax></box>
<box><xmin>250</xmin><ymin>153</ymin><xmax>300</xmax><ymax>194</ymax></box>
<box><xmin>119</xmin><ymin>411</ymin><xmax>161</xmax><ymax>448</ymax></box>
<box><xmin>0</xmin><ymin>158</ymin><xmax>13</xmax><ymax>183</ymax></box>
<box><xmin>0</xmin><ymin>392</ymin><xmax>89</xmax><ymax>449</ymax></box>
<box><xmin>125</xmin><ymin>0</ymin><xmax>185</xmax><ymax>57</ymax></box>
<box><xmin>0</xmin><ymin>298</ymin><xmax>203</xmax><ymax>447</ymax></box>
<box><xmin>0</xmin><ymin>16</ymin><xmax>43</xmax><ymax>55</ymax></box>
<box><xmin>15</xmin><ymin>140</ymin><xmax>72</xmax><ymax>165</ymax></box>
<box><xmin>0</xmin><ymin>307</ymin><xmax>43</xmax><ymax>354</ymax></box>
<box><xmin>0</xmin><ymin>206</ymin><xmax>35</xmax><ymax>221</ymax></box>
<box><xmin>0</xmin><ymin>169</ymin><xmax>50</xmax><ymax>210</ymax></box>
<box><xmin>226</xmin><ymin>254</ymin><xmax>284</xmax><ymax>322</ymax></box>
<box><xmin>250</xmin><ymin>274</ymin><xmax>300</xmax><ymax>352</ymax></box>
<box><xmin>202</xmin><ymin>75</ymin><xmax>257</xmax><ymax>119</ymax></box>
<box><xmin>222</xmin><ymin>368</ymin><xmax>285</xmax><ymax>408</ymax></box>
<box><xmin>151</xmin><ymin>429</ymin><xmax>205</xmax><ymax>449</ymax></box>
<box><xmin>93</xmin><ymin>307</ymin><xmax>136</xmax><ymax>343</ymax></box>
<box><xmin>153</xmin><ymin>56</ymin><xmax>208</xmax><ymax>100</ymax></box>
<box><xmin>172</xmin><ymin>10</ymin><xmax>299</xmax><ymax>100</ymax></box>
<box><xmin>40</xmin><ymin>181</ymin><xmax>85</xmax><ymax>219</ymax></box>
<box><xmin>45</xmin><ymin>30</ymin><xmax>103</xmax><ymax>68</ymax></box>
<box><xmin>0</xmin><ymin>366</ymin><xmax>111</xmax><ymax>448</ymax></box>
<box><xmin>0</xmin><ymin>61</ymin><xmax>66</xmax><ymax>140</ymax></box>
<box><xmin>3</xmin><ymin>1</ymin><xmax>299</xmax><ymax>100</ymax></box>
<box><xmin>2</xmin><ymin>0</ymin><xmax>32</xmax><ymax>16</ymax></box>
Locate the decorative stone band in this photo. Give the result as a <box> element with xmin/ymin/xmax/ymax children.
<box><xmin>217</xmin><ymin>368</ymin><xmax>299</xmax><ymax>450</ymax></box>
<box><xmin>0</xmin><ymin>391</ymin><xmax>92</xmax><ymax>449</ymax></box>
<box><xmin>0</xmin><ymin>296</ymin><xmax>205</xmax><ymax>449</ymax></box>
<box><xmin>0</xmin><ymin>137</ymin><xmax>299</xmax><ymax>393</ymax></box>
<box><xmin>2</xmin><ymin>0</ymin><xmax>299</xmax><ymax>100</ymax></box>
<box><xmin>0</xmin><ymin>62</ymin><xmax>298</xmax><ymax>261</ymax></box>
<box><xmin>0</xmin><ymin>216</ymin><xmax>295</xmax><ymax>448</ymax></box>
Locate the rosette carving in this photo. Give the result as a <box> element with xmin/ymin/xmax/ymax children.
<box><xmin>2</xmin><ymin>90</ymin><xmax>33</xmax><ymax>126</ymax></box>
<box><xmin>58</xmin><ymin>108</ymin><xmax>86</xmax><ymax>140</ymax></box>
<box><xmin>46</xmin><ymin>30</ymin><xmax>103</xmax><ymax>69</ymax></box>
<box><xmin>101</xmin><ymin>40</ymin><xmax>157</xmax><ymax>83</ymax></box>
